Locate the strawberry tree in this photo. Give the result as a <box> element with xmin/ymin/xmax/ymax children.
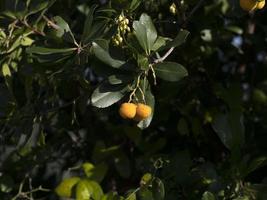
<box><xmin>1</xmin><ymin>0</ymin><xmax>267</xmax><ymax>200</ymax></box>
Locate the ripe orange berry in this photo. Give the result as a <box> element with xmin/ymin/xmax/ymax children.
<box><xmin>240</xmin><ymin>0</ymin><xmax>258</xmax><ymax>11</ymax></box>
<box><xmin>134</xmin><ymin>103</ymin><xmax>152</xmax><ymax>121</ymax></box>
<box><xmin>119</xmin><ymin>103</ymin><xmax>137</xmax><ymax>119</ymax></box>
<box><xmin>257</xmin><ymin>0</ymin><xmax>265</xmax><ymax>9</ymax></box>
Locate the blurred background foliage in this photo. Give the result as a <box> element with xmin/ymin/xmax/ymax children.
<box><xmin>1</xmin><ymin>0</ymin><xmax>267</xmax><ymax>199</ymax></box>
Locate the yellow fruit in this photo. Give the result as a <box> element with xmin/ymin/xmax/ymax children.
<box><xmin>134</xmin><ymin>103</ymin><xmax>152</xmax><ymax>121</ymax></box>
<box><xmin>257</xmin><ymin>0</ymin><xmax>265</xmax><ymax>9</ymax></box>
<box><xmin>55</xmin><ymin>177</ymin><xmax>80</xmax><ymax>198</ymax></box>
<box><xmin>240</xmin><ymin>0</ymin><xmax>258</xmax><ymax>11</ymax></box>
<box><xmin>119</xmin><ymin>103</ymin><xmax>137</xmax><ymax>119</ymax></box>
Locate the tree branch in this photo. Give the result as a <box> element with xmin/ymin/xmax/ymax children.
<box><xmin>154</xmin><ymin>47</ymin><xmax>174</xmax><ymax>64</ymax></box>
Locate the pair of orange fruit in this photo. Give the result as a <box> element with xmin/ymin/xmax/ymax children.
<box><xmin>240</xmin><ymin>0</ymin><xmax>265</xmax><ymax>11</ymax></box>
<box><xmin>119</xmin><ymin>103</ymin><xmax>152</xmax><ymax>121</ymax></box>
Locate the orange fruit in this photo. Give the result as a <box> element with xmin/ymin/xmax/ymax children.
<box><xmin>134</xmin><ymin>103</ymin><xmax>152</xmax><ymax>121</ymax></box>
<box><xmin>240</xmin><ymin>0</ymin><xmax>258</xmax><ymax>11</ymax></box>
<box><xmin>257</xmin><ymin>0</ymin><xmax>265</xmax><ymax>9</ymax></box>
<box><xmin>119</xmin><ymin>103</ymin><xmax>137</xmax><ymax>119</ymax></box>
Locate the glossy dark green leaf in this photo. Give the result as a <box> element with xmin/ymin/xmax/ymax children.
<box><xmin>108</xmin><ymin>74</ymin><xmax>133</xmax><ymax>85</ymax></box>
<box><xmin>50</xmin><ymin>16</ymin><xmax>76</xmax><ymax>43</ymax></box>
<box><xmin>212</xmin><ymin>112</ymin><xmax>244</xmax><ymax>150</ymax></box>
<box><xmin>159</xmin><ymin>29</ymin><xmax>190</xmax><ymax>51</ymax></box>
<box><xmin>27</xmin><ymin>46</ymin><xmax>76</xmax><ymax>55</ymax></box>
<box><xmin>154</xmin><ymin>62</ymin><xmax>188</xmax><ymax>82</ymax></box>
<box><xmin>151</xmin><ymin>37</ymin><xmax>168</xmax><ymax>51</ymax></box>
<box><xmin>91</xmin><ymin>83</ymin><xmax>128</xmax><ymax>108</ymax></box>
<box><xmin>26</xmin><ymin>1</ymin><xmax>50</xmax><ymax>17</ymax></box>
<box><xmin>133</xmin><ymin>13</ymin><xmax>157</xmax><ymax>54</ymax></box>
<box><xmin>84</xmin><ymin>21</ymin><xmax>107</xmax><ymax>42</ymax></box>
<box><xmin>137</xmin><ymin>79</ymin><xmax>155</xmax><ymax>129</ymax></box>
<box><xmin>92</xmin><ymin>42</ymin><xmax>126</xmax><ymax>68</ymax></box>
<box><xmin>81</xmin><ymin>5</ymin><xmax>97</xmax><ymax>43</ymax></box>
<box><xmin>1</xmin><ymin>11</ymin><xmax>17</xmax><ymax>19</ymax></box>
<box><xmin>129</xmin><ymin>0</ymin><xmax>142</xmax><ymax>11</ymax></box>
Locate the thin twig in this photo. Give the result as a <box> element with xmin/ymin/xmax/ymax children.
<box><xmin>21</xmin><ymin>19</ymin><xmax>46</xmax><ymax>36</ymax></box>
<box><xmin>154</xmin><ymin>47</ymin><xmax>174</xmax><ymax>64</ymax></box>
<box><xmin>42</xmin><ymin>15</ymin><xmax>60</xmax><ymax>30</ymax></box>
<box><xmin>128</xmin><ymin>75</ymin><xmax>141</xmax><ymax>103</ymax></box>
<box><xmin>126</xmin><ymin>188</ymin><xmax>140</xmax><ymax>200</ymax></box>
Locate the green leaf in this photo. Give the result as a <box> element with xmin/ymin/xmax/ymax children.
<box><xmin>27</xmin><ymin>46</ymin><xmax>75</xmax><ymax>63</ymax></box>
<box><xmin>233</xmin><ymin>197</ymin><xmax>250</xmax><ymax>200</ymax></box>
<box><xmin>225</xmin><ymin>25</ymin><xmax>243</xmax><ymax>35</ymax></box>
<box><xmin>137</xmin><ymin>79</ymin><xmax>155</xmax><ymax>129</ymax></box>
<box><xmin>154</xmin><ymin>62</ymin><xmax>188</xmax><ymax>82</ymax></box>
<box><xmin>82</xmin><ymin>162</ymin><xmax>108</xmax><ymax>183</ymax></box>
<box><xmin>27</xmin><ymin>46</ymin><xmax>76</xmax><ymax>55</ymax></box>
<box><xmin>76</xmin><ymin>180</ymin><xmax>92</xmax><ymax>200</ymax></box>
<box><xmin>92</xmin><ymin>42</ymin><xmax>126</xmax><ymax>68</ymax></box>
<box><xmin>88</xmin><ymin>180</ymin><xmax>104</xmax><ymax>200</ymax></box>
<box><xmin>177</xmin><ymin>118</ymin><xmax>189</xmax><ymax>136</ymax></box>
<box><xmin>55</xmin><ymin>177</ymin><xmax>80</xmax><ymax>198</ymax></box>
<box><xmin>108</xmin><ymin>74</ymin><xmax>133</xmax><ymax>85</ymax></box>
<box><xmin>114</xmin><ymin>152</ymin><xmax>131</xmax><ymax>178</ymax></box>
<box><xmin>86</xmin><ymin>21</ymin><xmax>107</xmax><ymax>41</ymax></box>
<box><xmin>20</xmin><ymin>36</ymin><xmax>34</xmax><ymax>46</ymax></box>
<box><xmin>152</xmin><ymin>178</ymin><xmax>165</xmax><ymax>200</ymax></box>
<box><xmin>0</xmin><ymin>175</ymin><xmax>14</xmax><ymax>193</ymax></box>
<box><xmin>159</xmin><ymin>29</ymin><xmax>190</xmax><ymax>51</ymax></box>
<box><xmin>202</xmin><ymin>191</ymin><xmax>216</xmax><ymax>200</ymax></box>
<box><xmin>133</xmin><ymin>13</ymin><xmax>157</xmax><ymax>54</ymax></box>
<box><xmin>138</xmin><ymin>188</ymin><xmax>154</xmax><ymax>200</ymax></box>
<box><xmin>151</xmin><ymin>37</ymin><xmax>168</xmax><ymax>51</ymax></box>
<box><xmin>2</xmin><ymin>63</ymin><xmax>12</xmax><ymax>92</ymax></box>
<box><xmin>101</xmin><ymin>192</ymin><xmax>124</xmax><ymax>200</ymax></box>
<box><xmin>81</xmin><ymin>5</ymin><xmax>98</xmax><ymax>42</ymax></box>
<box><xmin>126</xmin><ymin>191</ymin><xmax>137</xmax><ymax>200</ymax></box>
<box><xmin>137</xmin><ymin>54</ymin><xmax>149</xmax><ymax>70</ymax></box>
<box><xmin>50</xmin><ymin>16</ymin><xmax>76</xmax><ymax>43</ymax></box>
<box><xmin>129</xmin><ymin>0</ymin><xmax>142</xmax><ymax>11</ymax></box>
<box><xmin>1</xmin><ymin>11</ymin><xmax>17</xmax><ymax>19</ymax></box>
<box><xmin>76</xmin><ymin>180</ymin><xmax>103</xmax><ymax>200</ymax></box>
<box><xmin>26</xmin><ymin>1</ymin><xmax>49</xmax><ymax>17</ymax></box>
<box><xmin>5</xmin><ymin>37</ymin><xmax>21</xmax><ymax>54</ymax></box>
<box><xmin>212</xmin><ymin>112</ymin><xmax>244</xmax><ymax>150</ymax></box>
<box><xmin>91</xmin><ymin>83</ymin><xmax>128</xmax><ymax>108</ymax></box>
<box><xmin>2</xmin><ymin>63</ymin><xmax>11</xmax><ymax>78</ymax></box>
<box><xmin>246</xmin><ymin>156</ymin><xmax>267</xmax><ymax>175</ymax></box>
<box><xmin>244</xmin><ymin>184</ymin><xmax>267</xmax><ymax>199</ymax></box>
